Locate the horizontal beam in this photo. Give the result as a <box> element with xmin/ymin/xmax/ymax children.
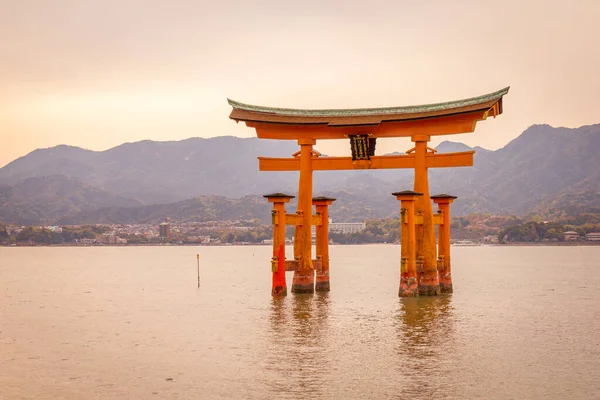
<box><xmin>426</xmin><ymin>151</ymin><xmax>474</xmax><ymax>168</ymax></box>
<box><xmin>285</xmin><ymin>260</ymin><xmax>299</xmax><ymax>271</ymax></box>
<box><xmin>259</xmin><ymin>151</ymin><xmax>473</xmax><ymax>171</ymax></box>
<box><xmin>285</xmin><ymin>213</ymin><xmax>322</xmax><ymax>226</ymax></box>
<box><xmin>285</xmin><ymin>259</ymin><xmax>323</xmax><ymax>272</ymax></box>
<box><xmin>248</xmin><ymin>110</ymin><xmax>489</xmax><ymax>140</ymax></box>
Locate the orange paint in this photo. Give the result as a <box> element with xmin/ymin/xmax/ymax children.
<box><xmin>412</xmin><ymin>137</ymin><xmax>440</xmax><ymax>296</ymax></box>
<box><xmin>271</xmin><ymin>244</ymin><xmax>286</xmax><ymax>295</ymax></box>
<box><xmin>257</xmin><ymin>151</ymin><xmax>474</xmax><ymax>172</ymax></box>
<box><xmin>394</xmin><ymin>191</ymin><xmax>421</xmax><ymax>297</ymax></box>
<box><xmin>246</xmin><ymin>110</ymin><xmax>490</xmax><ymax>140</ymax></box>
<box><xmin>432</xmin><ymin>194</ymin><xmax>457</xmax><ymax>294</ymax></box>
<box><xmin>313</xmin><ymin>196</ymin><xmax>335</xmax><ymax>292</ymax></box>
<box><xmin>292</xmin><ymin>139</ymin><xmax>316</xmax><ymax>294</ymax></box>
<box><xmin>233</xmin><ymin>88</ymin><xmax>508</xmax><ymax>296</ymax></box>
<box><xmin>265</xmin><ymin>194</ymin><xmax>294</xmax><ymax>296</ymax></box>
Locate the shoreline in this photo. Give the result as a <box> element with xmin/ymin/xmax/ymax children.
<box><xmin>489</xmin><ymin>242</ymin><xmax>600</xmax><ymax>246</ymax></box>
<box><xmin>2</xmin><ymin>242</ymin><xmax>600</xmax><ymax>248</ymax></box>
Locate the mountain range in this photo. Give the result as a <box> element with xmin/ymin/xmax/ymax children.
<box><xmin>0</xmin><ymin>123</ymin><xmax>598</xmax><ymax>225</ymax></box>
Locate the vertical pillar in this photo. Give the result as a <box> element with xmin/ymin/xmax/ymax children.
<box><xmin>431</xmin><ymin>194</ymin><xmax>457</xmax><ymax>294</ymax></box>
<box><xmin>411</xmin><ymin>135</ymin><xmax>439</xmax><ymax>296</ymax></box>
<box><xmin>264</xmin><ymin>193</ymin><xmax>295</xmax><ymax>296</ymax></box>
<box><xmin>393</xmin><ymin>191</ymin><xmax>422</xmax><ymax>297</ymax></box>
<box><xmin>292</xmin><ymin>138</ymin><xmax>316</xmax><ymax>294</ymax></box>
<box><xmin>313</xmin><ymin>196</ymin><xmax>336</xmax><ymax>292</ymax></box>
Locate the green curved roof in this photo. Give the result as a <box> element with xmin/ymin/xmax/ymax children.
<box><xmin>392</xmin><ymin>190</ymin><xmax>424</xmax><ymax>197</ymax></box>
<box><xmin>228</xmin><ymin>87</ymin><xmax>509</xmax><ymax>117</ymax></box>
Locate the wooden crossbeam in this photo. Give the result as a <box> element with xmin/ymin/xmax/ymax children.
<box><xmin>285</xmin><ymin>214</ymin><xmax>322</xmax><ymax>226</ymax></box>
<box><xmin>426</xmin><ymin>151</ymin><xmax>474</xmax><ymax>168</ymax></box>
<box><xmin>401</xmin><ymin>213</ymin><xmax>444</xmax><ymax>226</ymax></box>
<box><xmin>259</xmin><ymin>151</ymin><xmax>474</xmax><ymax>171</ymax></box>
<box><xmin>285</xmin><ymin>259</ymin><xmax>323</xmax><ymax>272</ymax></box>
<box><xmin>247</xmin><ymin>110</ymin><xmax>489</xmax><ymax>140</ymax></box>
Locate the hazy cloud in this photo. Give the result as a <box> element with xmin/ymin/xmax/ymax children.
<box><xmin>1</xmin><ymin>0</ymin><xmax>599</xmax><ymax>165</ymax></box>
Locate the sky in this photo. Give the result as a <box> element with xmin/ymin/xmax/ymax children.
<box><xmin>1</xmin><ymin>0</ymin><xmax>599</xmax><ymax>167</ymax></box>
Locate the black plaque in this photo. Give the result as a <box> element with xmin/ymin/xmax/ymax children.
<box><xmin>349</xmin><ymin>134</ymin><xmax>376</xmax><ymax>160</ymax></box>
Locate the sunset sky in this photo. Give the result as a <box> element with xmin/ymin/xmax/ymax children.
<box><xmin>1</xmin><ymin>0</ymin><xmax>599</xmax><ymax>167</ymax></box>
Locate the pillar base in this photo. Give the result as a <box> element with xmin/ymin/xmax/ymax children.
<box><xmin>315</xmin><ymin>271</ymin><xmax>330</xmax><ymax>292</ymax></box>
<box><xmin>291</xmin><ymin>270</ymin><xmax>314</xmax><ymax>294</ymax></box>
<box><xmin>271</xmin><ymin>286</ymin><xmax>287</xmax><ymax>296</ymax></box>
<box><xmin>439</xmin><ymin>273</ymin><xmax>453</xmax><ymax>293</ymax></box>
<box><xmin>398</xmin><ymin>276</ymin><xmax>419</xmax><ymax>297</ymax></box>
<box><xmin>418</xmin><ymin>274</ymin><xmax>440</xmax><ymax>296</ymax></box>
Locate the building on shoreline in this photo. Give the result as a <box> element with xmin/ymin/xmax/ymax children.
<box><xmin>96</xmin><ymin>234</ymin><xmax>127</xmax><ymax>244</ymax></box>
<box><xmin>586</xmin><ymin>232</ymin><xmax>600</xmax><ymax>241</ymax></box>
<box><xmin>159</xmin><ymin>220</ymin><xmax>171</xmax><ymax>239</ymax></box>
<box><xmin>564</xmin><ymin>231</ymin><xmax>579</xmax><ymax>241</ymax></box>
<box><xmin>329</xmin><ymin>222</ymin><xmax>366</xmax><ymax>234</ymax></box>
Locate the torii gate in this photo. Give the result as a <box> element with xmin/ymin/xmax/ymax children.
<box><xmin>228</xmin><ymin>87</ymin><xmax>509</xmax><ymax>297</ymax></box>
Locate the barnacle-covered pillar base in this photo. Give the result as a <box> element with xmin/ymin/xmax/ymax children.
<box><xmin>313</xmin><ymin>196</ymin><xmax>336</xmax><ymax>292</ymax></box>
<box><xmin>432</xmin><ymin>194</ymin><xmax>457</xmax><ymax>294</ymax></box>
<box><xmin>393</xmin><ymin>190</ymin><xmax>422</xmax><ymax>297</ymax></box>
<box><xmin>264</xmin><ymin>193</ymin><xmax>295</xmax><ymax>296</ymax></box>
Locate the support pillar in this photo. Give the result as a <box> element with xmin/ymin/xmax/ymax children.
<box><xmin>432</xmin><ymin>194</ymin><xmax>457</xmax><ymax>294</ymax></box>
<box><xmin>292</xmin><ymin>139</ymin><xmax>316</xmax><ymax>294</ymax></box>
<box><xmin>411</xmin><ymin>135</ymin><xmax>439</xmax><ymax>296</ymax></box>
<box><xmin>393</xmin><ymin>191</ymin><xmax>422</xmax><ymax>297</ymax></box>
<box><xmin>313</xmin><ymin>196</ymin><xmax>336</xmax><ymax>292</ymax></box>
<box><xmin>264</xmin><ymin>193</ymin><xmax>295</xmax><ymax>296</ymax></box>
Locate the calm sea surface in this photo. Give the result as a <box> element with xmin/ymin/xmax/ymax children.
<box><xmin>1</xmin><ymin>245</ymin><xmax>600</xmax><ymax>399</ymax></box>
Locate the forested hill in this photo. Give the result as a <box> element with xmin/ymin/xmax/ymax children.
<box><xmin>0</xmin><ymin>124</ymin><xmax>599</xmax><ymax>225</ymax></box>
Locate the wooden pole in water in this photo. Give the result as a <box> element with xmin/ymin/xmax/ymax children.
<box><xmin>292</xmin><ymin>138</ymin><xmax>316</xmax><ymax>294</ymax></box>
<box><xmin>393</xmin><ymin>190</ymin><xmax>422</xmax><ymax>297</ymax></box>
<box><xmin>431</xmin><ymin>194</ymin><xmax>457</xmax><ymax>293</ymax></box>
<box><xmin>264</xmin><ymin>193</ymin><xmax>294</xmax><ymax>296</ymax></box>
<box><xmin>197</xmin><ymin>253</ymin><xmax>200</xmax><ymax>288</ymax></box>
<box><xmin>313</xmin><ymin>196</ymin><xmax>336</xmax><ymax>292</ymax></box>
<box><xmin>412</xmin><ymin>135</ymin><xmax>439</xmax><ymax>296</ymax></box>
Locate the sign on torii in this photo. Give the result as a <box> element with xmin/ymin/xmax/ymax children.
<box><xmin>228</xmin><ymin>87</ymin><xmax>509</xmax><ymax>296</ymax></box>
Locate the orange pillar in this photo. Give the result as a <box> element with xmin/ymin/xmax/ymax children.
<box><xmin>264</xmin><ymin>193</ymin><xmax>294</xmax><ymax>296</ymax></box>
<box><xmin>431</xmin><ymin>194</ymin><xmax>457</xmax><ymax>294</ymax></box>
<box><xmin>393</xmin><ymin>190</ymin><xmax>422</xmax><ymax>297</ymax></box>
<box><xmin>313</xmin><ymin>196</ymin><xmax>335</xmax><ymax>292</ymax></box>
<box><xmin>412</xmin><ymin>135</ymin><xmax>439</xmax><ymax>296</ymax></box>
<box><xmin>292</xmin><ymin>139</ymin><xmax>316</xmax><ymax>294</ymax></box>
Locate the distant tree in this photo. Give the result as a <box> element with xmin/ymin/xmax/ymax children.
<box><xmin>220</xmin><ymin>232</ymin><xmax>235</xmax><ymax>243</ymax></box>
<box><xmin>545</xmin><ymin>228</ymin><xmax>564</xmax><ymax>241</ymax></box>
<box><xmin>61</xmin><ymin>226</ymin><xmax>97</xmax><ymax>242</ymax></box>
<box><xmin>499</xmin><ymin>220</ymin><xmax>570</xmax><ymax>242</ymax></box>
<box><xmin>451</xmin><ymin>216</ymin><xmax>471</xmax><ymax>229</ymax></box>
<box><xmin>0</xmin><ymin>223</ymin><xmax>8</xmax><ymax>239</ymax></box>
<box><xmin>121</xmin><ymin>234</ymin><xmax>149</xmax><ymax>244</ymax></box>
<box><xmin>16</xmin><ymin>227</ymin><xmax>63</xmax><ymax>244</ymax></box>
<box><xmin>530</xmin><ymin>214</ymin><xmax>543</xmax><ymax>223</ymax></box>
<box><xmin>258</xmin><ymin>231</ymin><xmax>270</xmax><ymax>242</ymax></box>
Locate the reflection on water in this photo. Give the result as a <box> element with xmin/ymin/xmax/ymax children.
<box><xmin>395</xmin><ymin>295</ymin><xmax>456</xmax><ymax>398</ymax></box>
<box><xmin>264</xmin><ymin>292</ymin><xmax>331</xmax><ymax>398</ymax></box>
<box><xmin>266</xmin><ymin>292</ymin><xmax>456</xmax><ymax>399</ymax></box>
<box><xmin>2</xmin><ymin>246</ymin><xmax>600</xmax><ymax>399</ymax></box>
<box><xmin>398</xmin><ymin>295</ymin><xmax>454</xmax><ymax>351</ymax></box>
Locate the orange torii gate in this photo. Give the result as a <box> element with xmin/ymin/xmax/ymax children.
<box><xmin>228</xmin><ymin>87</ymin><xmax>509</xmax><ymax>297</ymax></box>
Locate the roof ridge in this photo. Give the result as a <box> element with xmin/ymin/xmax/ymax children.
<box><xmin>227</xmin><ymin>87</ymin><xmax>509</xmax><ymax>117</ymax></box>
